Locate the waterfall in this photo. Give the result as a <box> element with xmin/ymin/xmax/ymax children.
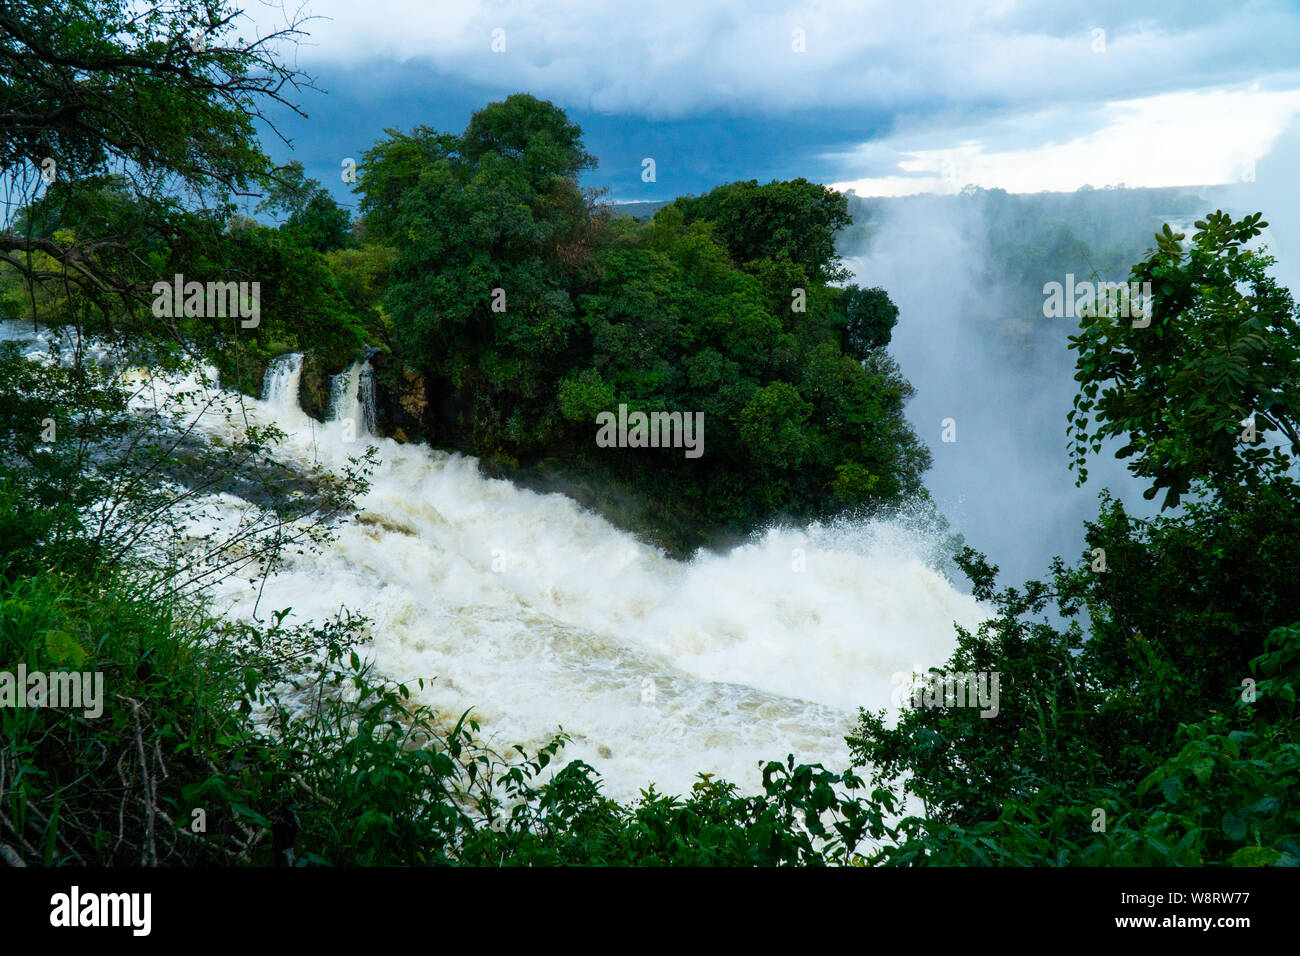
<box><xmin>182</xmin><ymin>370</ymin><xmax>988</xmax><ymax>800</ymax></box>
<box><xmin>261</xmin><ymin>352</ymin><xmax>305</xmax><ymax>413</ymax></box>
<box><xmin>9</xmin><ymin>326</ymin><xmax>989</xmax><ymax>802</ymax></box>
<box><xmin>328</xmin><ymin>359</ymin><xmax>377</xmax><ymax>435</ymax></box>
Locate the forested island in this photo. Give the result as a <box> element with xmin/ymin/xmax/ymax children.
<box><xmin>1</xmin><ymin>1</ymin><xmax>1296</xmax><ymax>867</ymax></box>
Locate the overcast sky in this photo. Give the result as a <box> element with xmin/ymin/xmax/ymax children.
<box><xmin>248</xmin><ymin>0</ymin><xmax>1300</xmax><ymax>204</ymax></box>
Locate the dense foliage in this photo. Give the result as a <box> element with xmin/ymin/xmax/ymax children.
<box><xmin>0</xmin><ymin>0</ymin><xmax>311</xmax><ymax>320</ymax></box>
<box><xmin>850</xmin><ymin>211</ymin><xmax>1299</xmax><ymax>865</ymax></box>
<box><xmin>1</xmin><ymin>0</ymin><xmax>1294</xmax><ymax>869</ymax></box>
<box><xmin>357</xmin><ymin>95</ymin><xmax>929</xmax><ymax>553</ymax></box>
<box><xmin>1068</xmin><ymin>211</ymin><xmax>1299</xmax><ymax>505</ymax></box>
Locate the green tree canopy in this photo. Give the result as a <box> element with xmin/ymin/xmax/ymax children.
<box><xmin>0</xmin><ymin>0</ymin><xmax>312</xmax><ymax>322</ymax></box>
<box><xmin>1068</xmin><ymin>211</ymin><xmax>1299</xmax><ymax>507</ymax></box>
<box><xmin>357</xmin><ymin>96</ymin><xmax>928</xmax><ymax>552</ymax></box>
<box><xmin>672</xmin><ymin>178</ymin><xmax>853</xmax><ymax>283</ymax></box>
<box><xmin>258</xmin><ymin>162</ymin><xmax>353</xmax><ymax>253</ymax></box>
<box><xmin>843</xmin><ymin>284</ymin><xmax>900</xmax><ymax>357</ymax></box>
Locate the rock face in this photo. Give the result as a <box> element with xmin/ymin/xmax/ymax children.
<box><xmin>370</xmin><ymin>350</ymin><xmax>427</xmax><ymax>442</ymax></box>
<box><xmin>297</xmin><ymin>352</ymin><xmax>332</xmax><ymax>422</ymax></box>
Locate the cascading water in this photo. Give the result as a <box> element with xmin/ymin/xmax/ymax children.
<box><xmin>328</xmin><ymin>359</ymin><xmax>377</xmax><ymax>435</ymax></box>
<box><xmin>193</xmin><ymin>353</ymin><xmax>988</xmax><ymax>800</ymax></box>
<box><xmin>5</xmin><ymin>321</ymin><xmax>990</xmax><ymax>802</ymax></box>
<box><xmin>262</xmin><ymin>352</ymin><xmax>306</xmax><ymax>415</ymax></box>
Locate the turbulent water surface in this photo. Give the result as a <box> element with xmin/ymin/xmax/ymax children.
<box><xmin>6</xmin><ymin>322</ymin><xmax>989</xmax><ymax>801</ymax></box>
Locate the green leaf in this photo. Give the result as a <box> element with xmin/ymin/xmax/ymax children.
<box><xmin>1161</xmin><ymin>776</ymin><xmax>1183</xmax><ymax>803</ymax></box>
<box><xmin>1229</xmin><ymin>846</ymin><xmax>1281</xmax><ymax>866</ymax></box>
<box><xmin>1222</xmin><ymin>812</ymin><xmax>1247</xmax><ymax>842</ymax></box>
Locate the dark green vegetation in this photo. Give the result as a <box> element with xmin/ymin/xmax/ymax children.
<box><xmin>1</xmin><ymin>0</ymin><xmax>1295</xmax><ymax>866</ymax></box>
<box><xmin>0</xmin><ymin>0</ymin><xmax>382</xmax><ymax>412</ymax></box>
<box><xmin>853</xmin><ymin>214</ymin><xmax>1300</xmax><ymax>864</ymax></box>
<box><xmin>0</xmin><ymin>346</ymin><xmax>895</xmax><ymax>865</ymax></box>
<box><xmin>357</xmin><ymin>96</ymin><xmax>927</xmax><ymax>553</ymax></box>
<box><xmin>1068</xmin><ymin>212</ymin><xmax>1299</xmax><ymax>506</ymax></box>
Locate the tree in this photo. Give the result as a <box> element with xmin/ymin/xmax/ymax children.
<box><xmin>848</xmin><ymin>208</ymin><xmax>1300</xmax><ymax>865</ymax></box>
<box><xmin>459</xmin><ymin>92</ymin><xmax>595</xmax><ymax>186</ymax></box>
<box><xmin>358</xmin><ymin>98</ymin><xmax>929</xmax><ymax>553</ymax></box>
<box><xmin>258</xmin><ymin>162</ymin><xmax>352</xmax><ymax>253</ymax></box>
<box><xmin>0</xmin><ymin>0</ymin><xmax>313</xmax><ymax>320</ymax></box>
<box><xmin>842</xmin><ymin>285</ymin><xmax>899</xmax><ymax>357</ymax></box>
<box><xmin>1068</xmin><ymin>211</ymin><xmax>1299</xmax><ymax>507</ymax></box>
<box><xmin>673</xmin><ymin>178</ymin><xmax>852</xmax><ymax>283</ymax></box>
<box><xmin>358</xmin><ymin>95</ymin><xmax>596</xmax><ymax>454</ymax></box>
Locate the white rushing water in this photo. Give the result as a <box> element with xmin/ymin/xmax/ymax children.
<box><xmin>328</xmin><ymin>358</ymin><xmax>377</xmax><ymax>436</ymax></box>
<box><xmin>5</xmin><ymin>322</ymin><xmax>990</xmax><ymax>801</ymax></box>
<box><xmin>262</xmin><ymin>352</ymin><xmax>306</xmax><ymax>412</ymax></box>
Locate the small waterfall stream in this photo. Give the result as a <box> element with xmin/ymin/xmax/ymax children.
<box><xmin>328</xmin><ymin>359</ymin><xmax>377</xmax><ymax>436</ymax></box>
